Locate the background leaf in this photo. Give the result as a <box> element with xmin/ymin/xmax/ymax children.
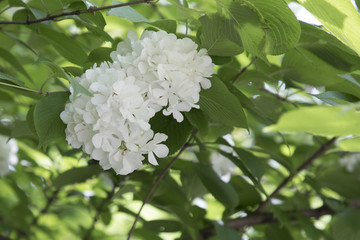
<box><xmin>33</xmin><ymin>92</ymin><xmax>69</xmax><ymax>148</ymax></box>
<box><xmin>265</xmin><ymin>105</ymin><xmax>360</xmax><ymax>137</ymax></box>
<box><xmin>194</xmin><ymin>162</ymin><xmax>239</xmax><ymax>209</ymax></box>
<box><xmin>108</xmin><ymin>1</ymin><xmax>149</xmax><ymax>22</ymax></box>
<box><xmin>199</xmin><ymin>76</ymin><xmax>247</xmax><ymax>129</ymax></box>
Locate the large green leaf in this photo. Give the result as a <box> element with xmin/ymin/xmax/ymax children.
<box><xmin>317</xmin><ymin>167</ymin><xmax>360</xmax><ymax>199</ymax></box>
<box><xmin>298</xmin><ymin>23</ymin><xmax>360</xmax><ymax>72</ymax></box>
<box><xmin>53</xmin><ymin>165</ymin><xmax>103</xmax><ymax>188</ymax></box>
<box><xmin>194</xmin><ymin>163</ymin><xmax>239</xmax><ymax>209</ymax></box>
<box><xmin>282</xmin><ymin>48</ymin><xmax>360</xmax><ymax>98</ymax></box>
<box><xmin>298</xmin><ymin>0</ymin><xmax>360</xmax><ymax>56</ymax></box>
<box><xmin>33</xmin><ymin>92</ymin><xmax>69</xmax><ymax>148</ymax></box>
<box><xmin>338</xmin><ymin>137</ymin><xmax>360</xmax><ymax>152</ymax></box>
<box><xmin>265</xmin><ymin>105</ymin><xmax>360</xmax><ymax>137</ymax></box>
<box><xmin>217</xmin><ymin>0</ymin><xmax>300</xmax><ymax>57</ymax></box>
<box><xmin>199</xmin><ymin>14</ymin><xmax>243</xmax><ymax>56</ymax></box>
<box><xmin>199</xmin><ymin>76</ymin><xmax>247</xmax><ymax>129</ymax></box>
<box><xmin>38</xmin><ymin>26</ymin><xmax>88</xmax><ymax>66</ymax></box>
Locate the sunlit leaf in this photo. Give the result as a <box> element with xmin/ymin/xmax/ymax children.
<box><xmin>265</xmin><ymin>105</ymin><xmax>360</xmax><ymax>137</ymax></box>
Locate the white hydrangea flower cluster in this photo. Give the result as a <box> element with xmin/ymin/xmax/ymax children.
<box><xmin>61</xmin><ymin>30</ymin><xmax>214</xmax><ymax>175</ymax></box>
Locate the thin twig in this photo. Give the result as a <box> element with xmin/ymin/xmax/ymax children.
<box><xmin>232</xmin><ymin>57</ymin><xmax>257</xmax><ymax>84</ymax></box>
<box><xmin>83</xmin><ymin>186</ymin><xmax>116</xmax><ymax>240</ymax></box>
<box><xmin>0</xmin><ymin>0</ymin><xmax>153</xmax><ymax>25</ymax></box>
<box><xmin>255</xmin><ymin>137</ymin><xmax>337</xmax><ymax>212</ymax></box>
<box><xmin>127</xmin><ymin>129</ymin><xmax>197</xmax><ymax>240</ymax></box>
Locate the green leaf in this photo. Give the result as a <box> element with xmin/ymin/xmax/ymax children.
<box><xmin>143</xmin><ymin>220</ymin><xmax>183</xmax><ymax>233</ymax></box>
<box><xmin>0</xmin><ymin>72</ymin><xmax>24</xmax><ymax>86</ymax></box>
<box><xmin>339</xmin><ymin>137</ymin><xmax>360</xmax><ymax>152</ymax></box>
<box><xmin>26</xmin><ymin>105</ymin><xmax>37</xmax><ymax>137</ymax></box>
<box><xmin>214</xmin><ymin>222</ymin><xmax>242</xmax><ymax>240</ymax></box>
<box><xmin>265</xmin><ymin>224</ymin><xmax>293</xmax><ymax>240</ymax></box>
<box><xmin>331</xmin><ymin>208</ymin><xmax>360</xmax><ymax>240</ymax></box>
<box><xmin>148</xmin><ymin>20</ymin><xmax>177</xmax><ymax>34</ymax></box>
<box><xmin>218</xmin><ymin>0</ymin><xmax>300</xmax><ymax>57</ymax></box>
<box><xmin>314</xmin><ymin>91</ymin><xmax>358</xmax><ymax>105</ymax></box>
<box><xmin>194</xmin><ymin>162</ymin><xmax>239</xmax><ymax>209</ymax></box>
<box><xmin>233</xmin><ymin>147</ymin><xmax>265</xmax><ymax>180</ymax></box>
<box><xmin>0</xmin><ymin>48</ymin><xmax>32</xmax><ymax>82</ymax></box>
<box><xmin>87</xmin><ymin>47</ymin><xmax>112</xmax><ymax>66</ymax></box>
<box><xmin>298</xmin><ymin>0</ymin><xmax>360</xmax><ymax>56</ymax></box>
<box><xmin>63</xmin><ymin>66</ymin><xmax>84</xmax><ymax>77</ymax></box>
<box><xmin>11</xmin><ymin>120</ymin><xmax>37</xmax><ymax>139</ymax></box>
<box><xmin>298</xmin><ymin>23</ymin><xmax>360</xmax><ymax>72</ymax></box>
<box><xmin>0</xmin><ymin>81</ymin><xmax>42</xmax><ymax>99</ymax></box>
<box><xmin>282</xmin><ymin>48</ymin><xmax>360</xmax><ymax>98</ymax></box>
<box><xmin>33</xmin><ymin>92</ymin><xmax>69</xmax><ymax>148</ymax></box>
<box><xmin>184</xmin><ymin>109</ymin><xmax>208</xmax><ymax>137</ymax></box>
<box><xmin>219</xmin><ymin>149</ymin><xmax>265</xmax><ymax>194</ymax></box>
<box><xmin>199</xmin><ymin>14</ymin><xmax>243</xmax><ymax>56</ymax></box>
<box><xmin>220</xmin><ymin>78</ymin><xmax>254</xmax><ymax>110</ymax></box>
<box><xmin>108</xmin><ymin>1</ymin><xmax>150</xmax><ymax>23</ymax></box>
<box><xmin>149</xmin><ymin>113</ymin><xmax>192</xmax><ymax>155</ymax></box>
<box><xmin>317</xmin><ymin>167</ymin><xmax>360</xmax><ymax>199</ymax></box>
<box><xmin>230</xmin><ymin>176</ymin><xmax>261</xmax><ymax>208</ymax></box>
<box><xmin>3</xmin><ymin>32</ymin><xmax>37</xmax><ymax>55</ymax></box>
<box><xmin>265</xmin><ymin>105</ymin><xmax>360</xmax><ymax>137</ymax></box>
<box><xmin>53</xmin><ymin>165</ymin><xmax>103</xmax><ymax>188</ymax></box>
<box><xmin>199</xmin><ymin>76</ymin><xmax>247</xmax><ymax>129</ymax></box>
<box><xmin>39</xmin><ymin>59</ymin><xmax>92</xmax><ymax>98</ymax></box>
<box><xmin>38</xmin><ymin>26</ymin><xmax>88</xmax><ymax>66</ymax></box>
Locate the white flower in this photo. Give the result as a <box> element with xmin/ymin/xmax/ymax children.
<box><xmin>0</xmin><ymin>135</ymin><xmax>18</xmax><ymax>177</ymax></box>
<box><xmin>141</xmin><ymin>132</ymin><xmax>169</xmax><ymax>165</ymax></box>
<box><xmin>339</xmin><ymin>153</ymin><xmax>360</xmax><ymax>172</ymax></box>
<box><xmin>61</xmin><ymin>63</ymin><xmax>169</xmax><ymax>175</ymax></box>
<box><xmin>110</xmin><ymin>30</ymin><xmax>214</xmax><ymax>122</ymax></box>
<box><xmin>62</xmin><ymin>30</ymin><xmax>214</xmax><ymax>175</ymax></box>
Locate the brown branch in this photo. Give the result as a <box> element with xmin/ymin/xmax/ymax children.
<box><xmin>0</xmin><ymin>235</ymin><xmax>12</xmax><ymax>240</ymax></box>
<box><xmin>127</xmin><ymin>128</ymin><xmax>198</xmax><ymax>240</ymax></box>
<box><xmin>197</xmin><ymin>205</ymin><xmax>335</xmax><ymax>238</ymax></box>
<box><xmin>255</xmin><ymin>137</ymin><xmax>337</xmax><ymax>212</ymax></box>
<box><xmin>0</xmin><ymin>0</ymin><xmax>153</xmax><ymax>25</ymax></box>
<box><xmin>230</xmin><ymin>205</ymin><xmax>334</xmax><ymax>231</ymax></box>
<box><xmin>232</xmin><ymin>57</ymin><xmax>257</xmax><ymax>84</ymax></box>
